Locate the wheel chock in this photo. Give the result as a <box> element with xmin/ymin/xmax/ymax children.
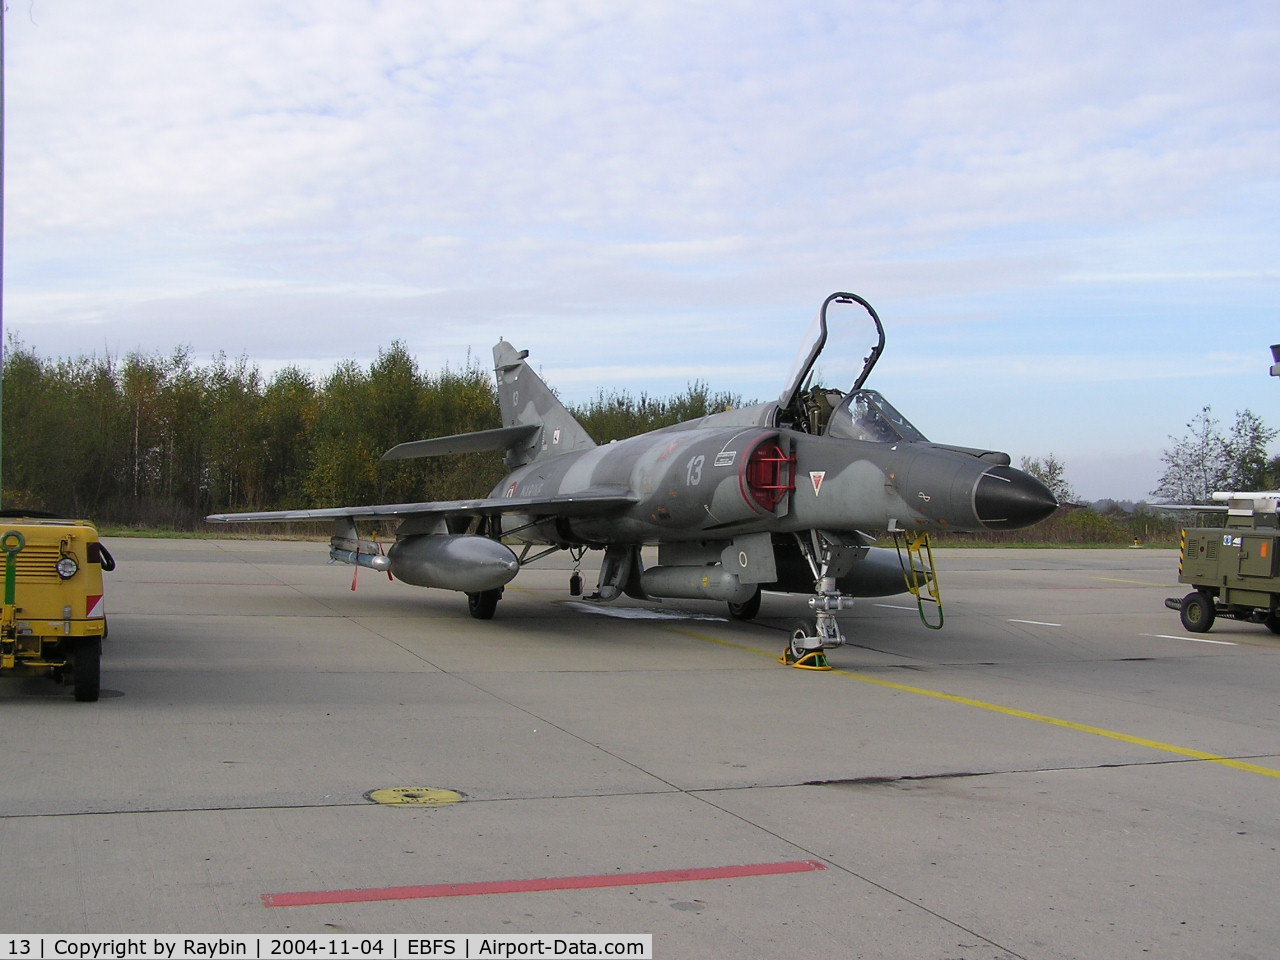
<box><xmin>778</xmin><ymin>648</ymin><xmax>832</xmax><ymax>671</ymax></box>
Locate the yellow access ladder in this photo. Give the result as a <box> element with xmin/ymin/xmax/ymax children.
<box><xmin>893</xmin><ymin>531</ymin><xmax>943</xmax><ymax>630</ymax></box>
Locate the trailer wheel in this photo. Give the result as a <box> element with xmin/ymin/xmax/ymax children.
<box><xmin>72</xmin><ymin>637</ymin><xmax>101</xmax><ymax>702</ymax></box>
<box><xmin>467</xmin><ymin>588</ymin><xmax>501</xmax><ymax>620</ymax></box>
<box><xmin>1265</xmin><ymin>611</ymin><xmax>1280</xmax><ymax>635</ymax></box>
<box><xmin>1179</xmin><ymin>592</ymin><xmax>1215</xmax><ymax>633</ymax></box>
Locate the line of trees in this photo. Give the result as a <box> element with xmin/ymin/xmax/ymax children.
<box><xmin>3</xmin><ymin>338</ymin><xmax>1273</xmax><ymax>539</ymax></box>
<box><xmin>0</xmin><ymin>339</ymin><xmax>745</xmax><ymax>529</ymax></box>
<box><xmin>2</xmin><ymin>340</ymin><xmax>501</xmax><ymax>526</ymax></box>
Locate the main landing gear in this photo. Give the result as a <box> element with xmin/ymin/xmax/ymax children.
<box><xmin>780</xmin><ymin>531</ymin><xmax>861</xmax><ymax>670</ymax></box>
<box><xmin>467</xmin><ymin>588</ymin><xmax>503</xmax><ymax>620</ymax></box>
<box><xmin>727</xmin><ymin>587</ymin><xmax>763</xmax><ymax>621</ymax></box>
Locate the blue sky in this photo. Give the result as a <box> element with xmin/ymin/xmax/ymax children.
<box><xmin>4</xmin><ymin>0</ymin><xmax>1277</xmax><ymax>501</ymax></box>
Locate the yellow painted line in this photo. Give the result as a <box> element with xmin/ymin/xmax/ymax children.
<box><xmin>659</xmin><ymin>625</ymin><xmax>776</xmax><ymax>658</ymax></box>
<box><xmin>657</xmin><ymin>624</ymin><xmax>1280</xmax><ymax>780</ymax></box>
<box><xmin>827</xmin><ymin>668</ymin><xmax>1280</xmax><ymax>779</ymax></box>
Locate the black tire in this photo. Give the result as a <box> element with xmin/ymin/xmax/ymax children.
<box><xmin>467</xmin><ymin>588</ymin><xmax>502</xmax><ymax>620</ymax></box>
<box><xmin>727</xmin><ymin>587</ymin><xmax>762</xmax><ymax>621</ymax></box>
<box><xmin>1264</xmin><ymin>611</ymin><xmax>1280</xmax><ymax>635</ymax></box>
<box><xmin>1179</xmin><ymin>591</ymin><xmax>1215</xmax><ymax>633</ymax></box>
<box><xmin>72</xmin><ymin>637</ymin><xmax>101</xmax><ymax>702</ymax></box>
<box><xmin>789</xmin><ymin>620</ymin><xmax>815</xmax><ymax>659</ymax></box>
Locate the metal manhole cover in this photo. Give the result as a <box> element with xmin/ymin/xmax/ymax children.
<box><xmin>365</xmin><ymin>787</ymin><xmax>465</xmax><ymax>806</ymax></box>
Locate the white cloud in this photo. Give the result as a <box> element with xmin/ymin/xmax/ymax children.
<box><xmin>4</xmin><ymin>0</ymin><xmax>1278</xmax><ymax>499</ymax></box>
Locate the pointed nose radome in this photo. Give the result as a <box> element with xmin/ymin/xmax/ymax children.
<box><xmin>974</xmin><ymin>466</ymin><xmax>1059</xmax><ymax>530</ymax></box>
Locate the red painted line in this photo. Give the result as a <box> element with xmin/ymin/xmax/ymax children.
<box><xmin>263</xmin><ymin>859</ymin><xmax>826</xmax><ymax>908</ymax></box>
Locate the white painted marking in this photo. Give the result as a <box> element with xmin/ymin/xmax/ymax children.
<box><xmin>1009</xmin><ymin>619</ymin><xmax>1062</xmax><ymax>627</ymax></box>
<box><xmin>563</xmin><ymin>602</ymin><xmax>725</xmax><ymax>622</ymax></box>
<box><xmin>874</xmin><ymin>604</ymin><xmax>917</xmax><ymax>611</ymax></box>
<box><xmin>1143</xmin><ymin>633</ymin><xmax>1237</xmax><ymax>646</ymax></box>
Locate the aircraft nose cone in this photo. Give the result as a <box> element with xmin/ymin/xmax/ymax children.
<box><xmin>974</xmin><ymin>466</ymin><xmax>1058</xmax><ymax>530</ymax></box>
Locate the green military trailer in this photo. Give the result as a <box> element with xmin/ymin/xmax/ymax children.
<box><xmin>1166</xmin><ymin>492</ymin><xmax>1280</xmax><ymax>635</ymax></box>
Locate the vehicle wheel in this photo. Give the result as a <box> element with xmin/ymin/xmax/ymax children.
<box><xmin>789</xmin><ymin>621</ymin><xmax>815</xmax><ymax>659</ymax></box>
<box><xmin>727</xmin><ymin>587</ymin><xmax>762</xmax><ymax>621</ymax></box>
<box><xmin>1264</xmin><ymin>611</ymin><xmax>1280</xmax><ymax>635</ymax></box>
<box><xmin>1179</xmin><ymin>591</ymin><xmax>1215</xmax><ymax>633</ymax></box>
<box><xmin>72</xmin><ymin>637</ymin><xmax>101</xmax><ymax>702</ymax></box>
<box><xmin>467</xmin><ymin>588</ymin><xmax>502</xmax><ymax>620</ymax></box>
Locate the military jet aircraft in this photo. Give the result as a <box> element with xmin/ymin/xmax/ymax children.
<box><xmin>207</xmin><ymin>293</ymin><xmax>1057</xmax><ymax>667</ymax></box>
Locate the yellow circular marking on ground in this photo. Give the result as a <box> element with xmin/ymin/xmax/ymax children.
<box><xmin>366</xmin><ymin>787</ymin><xmax>465</xmax><ymax>806</ymax></box>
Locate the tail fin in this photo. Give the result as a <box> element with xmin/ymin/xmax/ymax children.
<box><xmin>493</xmin><ymin>341</ymin><xmax>595</xmax><ymax>467</ymax></box>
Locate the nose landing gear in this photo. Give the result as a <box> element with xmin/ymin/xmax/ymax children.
<box><xmin>781</xmin><ymin>621</ymin><xmax>835</xmax><ymax>670</ymax></box>
<box><xmin>780</xmin><ymin>531</ymin><xmax>864</xmax><ymax>670</ymax></box>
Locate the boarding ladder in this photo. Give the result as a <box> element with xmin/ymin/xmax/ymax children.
<box><xmin>893</xmin><ymin>531</ymin><xmax>943</xmax><ymax>630</ymax></box>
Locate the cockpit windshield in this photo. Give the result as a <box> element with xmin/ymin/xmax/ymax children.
<box><xmin>826</xmin><ymin>389</ymin><xmax>927</xmax><ymax>443</ymax></box>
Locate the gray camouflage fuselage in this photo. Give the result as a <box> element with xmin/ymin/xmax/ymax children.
<box><xmin>494</xmin><ymin>405</ymin><xmax>1022</xmax><ymax>546</ymax></box>
<box><xmin>207</xmin><ymin>295</ymin><xmax>1057</xmax><ymax>633</ymax></box>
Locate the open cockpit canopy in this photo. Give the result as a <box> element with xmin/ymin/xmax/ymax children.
<box><xmin>778</xmin><ymin>292</ymin><xmax>927</xmax><ymax>442</ymax></box>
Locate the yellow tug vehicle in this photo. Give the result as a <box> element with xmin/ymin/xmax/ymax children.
<box><xmin>0</xmin><ymin>511</ymin><xmax>114</xmax><ymax>702</ymax></box>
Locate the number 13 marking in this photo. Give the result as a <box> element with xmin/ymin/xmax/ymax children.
<box><xmin>686</xmin><ymin>455</ymin><xmax>705</xmax><ymax>486</ymax></box>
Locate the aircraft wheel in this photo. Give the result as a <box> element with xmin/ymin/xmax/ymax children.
<box><xmin>727</xmin><ymin>588</ymin><xmax>762</xmax><ymax>621</ymax></box>
<box><xmin>72</xmin><ymin>637</ymin><xmax>101</xmax><ymax>703</ymax></box>
<box><xmin>467</xmin><ymin>588</ymin><xmax>502</xmax><ymax>620</ymax></box>
<box><xmin>1179</xmin><ymin>591</ymin><xmax>1215</xmax><ymax>633</ymax></box>
<box><xmin>789</xmin><ymin>621</ymin><xmax>815</xmax><ymax>659</ymax></box>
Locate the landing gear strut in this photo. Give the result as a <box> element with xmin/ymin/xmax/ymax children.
<box><xmin>588</xmin><ymin>544</ymin><xmax>644</xmax><ymax>601</ymax></box>
<box><xmin>780</xmin><ymin>531</ymin><xmax>862</xmax><ymax>670</ymax></box>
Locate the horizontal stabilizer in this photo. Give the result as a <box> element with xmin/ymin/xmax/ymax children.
<box><xmin>206</xmin><ymin>489</ymin><xmax>636</xmax><ymax>524</ymax></box>
<box><xmin>381</xmin><ymin>424</ymin><xmax>540</xmax><ymax>461</ymax></box>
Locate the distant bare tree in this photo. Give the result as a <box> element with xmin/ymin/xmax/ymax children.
<box><xmin>1019</xmin><ymin>453</ymin><xmax>1076</xmax><ymax>505</ymax></box>
<box><xmin>1152</xmin><ymin>406</ymin><xmax>1277</xmax><ymax>503</ymax></box>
